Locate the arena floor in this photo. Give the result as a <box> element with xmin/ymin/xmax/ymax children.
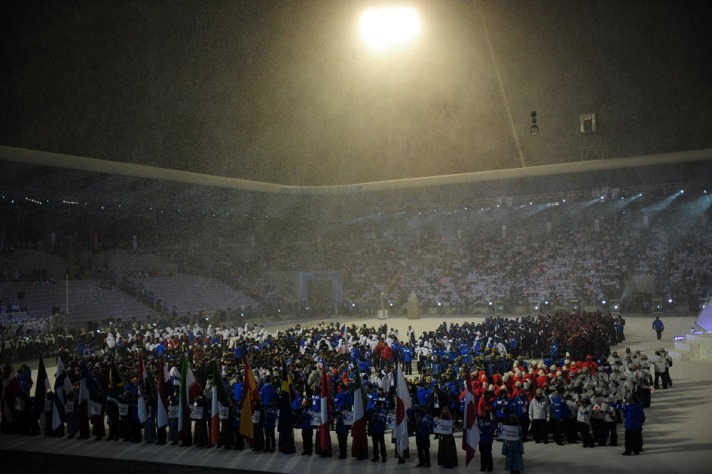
<box><xmin>2</xmin><ymin>313</ymin><xmax>711</xmax><ymax>473</ymax></box>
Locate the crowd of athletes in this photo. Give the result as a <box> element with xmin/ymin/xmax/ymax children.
<box><xmin>1</xmin><ymin>310</ymin><xmax>670</xmax><ymax>465</ymax></box>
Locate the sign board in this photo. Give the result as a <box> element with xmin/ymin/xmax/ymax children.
<box><xmin>192</xmin><ymin>406</ymin><xmax>205</xmax><ymax>420</ymax></box>
<box><xmin>89</xmin><ymin>400</ymin><xmax>103</xmax><ymax>416</ymax></box>
<box><xmin>386</xmin><ymin>413</ymin><xmax>396</xmax><ymax>430</ymax></box>
<box><xmin>497</xmin><ymin>424</ymin><xmax>521</xmax><ymax>441</ymax></box>
<box><xmin>343</xmin><ymin>411</ymin><xmax>354</xmax><ymax>426</ymax></box>
<box><xmin>309</xmin><ymin>410</ymin><xmax>321</xmax><ymax>427</ymax></box>
<box><xmin>433</xmin><ymin>417</ymin><xmax>453</xmax><ymax>435</ymax></box>
<box><xmin>15</xmin><ymin>398</ymin><xmax>26</xmax><ymax>411</ymax></box>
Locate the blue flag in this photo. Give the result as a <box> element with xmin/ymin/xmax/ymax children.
<box><xmin>53</xmin><ymin>356</ymin><xmax>74</xmax><ymax>430</ymax></box>
<box><xmin>34</xmin><ymin>355</ymin><xmax>50</xmax><ymax>416</ymax></box>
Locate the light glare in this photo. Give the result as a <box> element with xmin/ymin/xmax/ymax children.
<box><xmin>360</xmin><ymin>7</ymin><xmax>420</xmax><ymax>50</ymax></box>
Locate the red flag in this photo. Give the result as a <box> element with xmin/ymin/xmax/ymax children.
<box><xmin>211</xmin><ymin>363</ymin><xmax>220</xmax><ymax>447</ymax></box>
<box><xmin>178</xmin><ymin>357</ymin><xmax>201</xmax><ymax>436</ymax></box>
<box><xmin>462</xmin><ymin>369</ymin><xmax>480</xmax><ymax>466</ymax></box>
<box><xmin>210</xmin><ymin>361</ymin><xmax>231</xmax><ymax>446</ymax></box>
<box><xmin>351</xmin><ymin>365</ymin><xmax>369</xmax><ymax>459</ymax></box>
<box><xmin>156</xmin><ymin>357</ymin><xmax>169</xmax><ymax>428</ymax></box>
<box><xmin>2</xmin><ymin>362</ymin><xmax>24</xmax><ymax>424</ymax></box>
<box><xmin>394</xmin><ymin>361</ymin><xmax>411</xmax><ymax>457</ymax></box>
<box><xmin>239</xmin><ymin>359</ymin><xmax>257</xmax><ymax>443</ymax></box>
<box><xmin>319</xmin><ymin>363</ymin><xmax>332</xmax><ymax>457</ymax></box>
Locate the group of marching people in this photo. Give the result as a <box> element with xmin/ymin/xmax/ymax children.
<box><xmin>1</xmin><ymin>313</ymin><xmax>669</xmax><ymax>470</ymax></box>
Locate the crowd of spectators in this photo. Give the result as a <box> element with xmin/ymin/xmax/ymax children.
<box><xmin>172</xmin><ymin>215</ymin><xmax>710</xmax><ymax>318</ymax></box>
<box><xmin>2</xmin><ymin>197</ymin><xmax>711</xmax><ymax>321</ymax></box>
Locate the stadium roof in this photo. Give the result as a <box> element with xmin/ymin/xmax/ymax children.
<box><xmin>2</xmin><ymin>145</ymin><xmax>711</xmax><ymax>220</ymax></box>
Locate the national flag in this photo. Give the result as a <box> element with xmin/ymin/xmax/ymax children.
<box><xmin>278</xmin><ymin>360</ymin><xmax>296</xmax><ymax>453</ymax></box>
<box><xmin>78</xmin><ymin>361</ymin><xmax>103</xmax><ymax>430</ymax></box>
<box><xmin>462</xmin><ymin>369</ymin><xmax>480</xmax><ymax>466</ymax></box>
<box><xmin>178</xmin><ymin>356</ymin><xmax>201</xmax><ymax>436</ymax></box>
<box><xmin>52</xmin><ymin>355</ymin><xmax>73</xmax><ymax>430</ymax></box>
<box><xmin>338</xmin><ymin>325</ymin><xmax>347</xmax><ymax>353</ymax></box>
<box><xmin>107</xmin><ymin>362</ymin><xmax>124</xmax><ymax>404</ymax></box>
<box><xmin>351</xmin><ymin>363</ymin><xmax>369</xmax><ymax>459</ymax></box>
<box><xmin>211</xmin><ymin>360</ymin><xmax>231</xmax><ymax>446</ymax></box>
<box><xmin>78</xmin><ymin>361</ymin><xmax>101</xmax><ymax>405</ymax></box>
<box><xmin>2</xmin><ymin>361</ymin><xmax>25</xmax><ymax>424</ymax></box>
<box><xmin>137</xmin><ymin>353</ymin><xmax>148</xmax><ymax>423</ymax></box>
<box><xmin>239</xmin><ymin>359</ymin><xmax>258</xmax><ymax>443</ymax></box>
<box><xmin>394</xmin><ymin>361</ymin><xmax>412</xmax><ymax>458</ymax></box>
<box><xmin>107</xmin><ymin>363</ymin><xmax>121</xmax><ymax>399</ymax></box>
<box><xmin>156</xmin><ymin>357</ymin><xmax>169</xmax><ymax>429</ymax></box>
<box><xmin>319</xmin><ymin>362</ymin><xmax>332</xmax><ymax>457</ymax></box>
<box><xmin>34</xmin><ymin>355</ymin><xmax>51</xmax><ymax>417</ymax></box>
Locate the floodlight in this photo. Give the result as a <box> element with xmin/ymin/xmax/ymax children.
<box><xmin>360</xmin><ymin>6</ymin><xmax>420</xmax><ymax>50</ymax></box>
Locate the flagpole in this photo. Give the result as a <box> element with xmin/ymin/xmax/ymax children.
<box><xmin>65</xmin><ymin>272</ymin><xmax>69</xmax><ymax>327</ymax></box>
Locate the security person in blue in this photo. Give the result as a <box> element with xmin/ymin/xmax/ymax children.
<box><xmin>616</xmin><ymin>393</ymin><xmax>646</xmax><ymax>456</ymax></box>
<box><xmin>401</xmin><ymin>342</ymin><xmax>414</xmax><ymax>375</ymax></box>
<box><xmin>652</xmin><ymin>317</ymin><xmax>664</xmax><ymax>340</ymax></box>
<box><xmin>550</xmin><ymin>388</ymin><xmax>570</xmax><ymax>445</ymax></box>
<box><xmin>368</xmin><ymin>399</ymin><xmax>388</xmax><ymax>463</ymax></box>
<box><xmin>335</xmin><ymin>407</ymin><xmax>351</xmax><ymax>459</ymax></box>
<box><xmin>477</xmin><ymin>408</ymin><xmax>495</xmax><ymax>472</ymax></box>
<box><xmin>297</xmin><ymin>396</ymin><xmax>315</xmax><ymax>456</ymax></box>
<box><xmin>414</xmin><ymin>406</ymin><xmax>433</xmax><ymax>467</ymax></box>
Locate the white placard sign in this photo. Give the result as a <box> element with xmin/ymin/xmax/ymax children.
<box><xmin>118</xmin><ymin>403</ymin><xmax>129</xmax><ymax>416</ymax></box>
<box><xmin>309</xmin><ymin>410</ymin><xmax>322</xmax><ymax>427</ymax></box>
<box><xmin>219</xmin><ymin>405</ymin><xmax>229</xmax><ymax>420</ymax></box>
<box><xmin>15</xmin><ymin>398</ymin><xmax>26</xmax><ymax>411</ymax></box>
<box><xmin>192</xmin><ymin>406</ymin><xmax>205</xmax><ymax>420</ymax></box>
<box><xmin>89</xmin><ymin>401</ymin><xmax>103</xmax><ymax>416</ymax></box>
<box><xmin>497</xmin><ymin>424</ymin><xmax>520</xmax><ymax>441</ymax></box>
<box><xmin>386</xmin><ymin>414</ymin><xmax>396</xmax><ymax>430</ymax></box>
<box><xmin>168</xmin><ymin>406</ymin><xmax>179</xmax><ymax>419</ymax></box>
<box><xmin>433</xmin><ymin>417</ymin><xmax>453</xmax><ymax>435</ymax></box>
<box><xmin>343</xmin><ymin>411</ymin><xmax>354</xmax><ymax>426</ymax></box>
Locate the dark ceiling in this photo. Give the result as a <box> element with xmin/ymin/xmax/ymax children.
<box><xmin>2</xmin><ymin>0</ymin><xmax>712</xmax><ymax>186</ymax></box>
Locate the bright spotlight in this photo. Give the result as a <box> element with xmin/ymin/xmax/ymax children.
<box><xmin>360</xmin><ymin>6</ymin><xmax>421</xmax><ymax>51</ymax></box>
